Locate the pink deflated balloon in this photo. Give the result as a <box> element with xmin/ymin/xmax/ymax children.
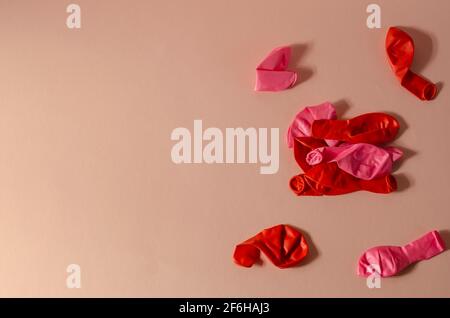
<box><xmin>255</xmin><ymin>46</ymin><xmax>298</xmax><ymax>92</ymax></box>
<box><xmin>287</xmin><ymin>102</ymin><xmax>338</xmax><ymax>148</ymax></box>
<box><xmin>306</xmin><ymin>143</ymin><xmax>403</xmax><ymax>180</ymax></box>
<box><xmin>358</xmin><ymin>231</ymin><xmax>446</xmax><ymax>278</ymax></box>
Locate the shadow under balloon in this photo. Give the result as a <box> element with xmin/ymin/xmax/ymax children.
<box><xmin>435</xmin><ymin>82</ymin><xmax>444</xmax><ymax>98</ymax></box>
<box><xmin>393</xmin><ymin>173</ymin><xmax>411</xmax><ymax>192</ymax></box>
<box><xmin>289</xmin><ymin>43</ymin><xmax>314</xmax><ymax>87</ymax></box>
<box><xmin>439</xmin><ymin>229</ymin><xmax>450</xmax><ymax>251</ymax></box>
<box><xmin>333</xmin><ymin>99</ymin><xmax>351</xmax><ymax>118</ymax></box>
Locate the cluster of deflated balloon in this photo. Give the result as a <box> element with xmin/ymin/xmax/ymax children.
<box><xmin>287</xmin><ymin>102</ymin><xmax>402</xmax><ymax>196</ymax></box>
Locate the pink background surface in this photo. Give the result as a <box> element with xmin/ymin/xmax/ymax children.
<box><xmin>0</xmin><ymin>0</ymin><xmax>449</xmax><ymax>297</ymax></box>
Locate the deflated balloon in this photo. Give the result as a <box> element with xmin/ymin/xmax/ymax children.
<box><xmin>386</xmin><ymin>27</ymin><xmax>437</xmax><ymax>101</ymax></box>
<box><xmin>234</xmin><ymin>224</ymin><xmax>309</xmax><ymax>269</ymax></box>
<box><xmin>358</xmin><ymin>230</ymin><xmax>446</xmax><ymax>277</ymax></box>
<box><xmin>289</xmin><ymin>162</ymin><xmax>397</xmax><ymax>196</ymax></box>
<box><xmin>311</xmin><ymin>113</ymin><xmax>400</xmax><ymax>145</ymax></box>
<box><xmin>306</xmin><ymin>143</ymin><xmax>403</xmax><ymax>180</ymax></box>
<box><xmin>255</xmin><ymin>46</ymin><xmax>297</xmax><ymax>92</ymax></box>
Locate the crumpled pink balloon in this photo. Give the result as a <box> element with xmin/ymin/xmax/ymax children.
<box><xmin>255</xmin><ymin>46</ymin><xmax>297</xmax><ymax>92</ymax></box>
<box><xmin>306</xmin><ymin>143</ymin><xmax>403</xmax><ymax>180</ymax></box>
<box><xmin>287</xmin><ymin>102</ymin><xmax>338</xmax><ymax>148</ymax></box>
<box><xmin>358</xmin><ymin>230</ymin><xmax>446</xmax><ymax>278</ymax></box>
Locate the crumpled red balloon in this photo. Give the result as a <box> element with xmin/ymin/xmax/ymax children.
<box><xmin>233</xmin><ymin>224</ymin><xmax>309</xmax><ymax>269</ymax></box>
<box><xmin>386</xmin><ymin>27</ymin><xmax>437</xmax><ymax>101</ymax></box>
<box><xmin>289</xmin><ymin>162</ymin><xmax>397</xmax><ymax>196</ymax></box>
<box><xmin>311</xmin><ymin>113</ymin><xmax>400</xmax><ymax>145</ymax></box>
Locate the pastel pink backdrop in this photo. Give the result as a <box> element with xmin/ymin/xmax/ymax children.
<box><xmin>0</xmin><ymin>0</ymin><xmax>449</xmax><ymax>297</ymax></box>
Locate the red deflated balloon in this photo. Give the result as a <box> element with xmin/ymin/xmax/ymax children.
<box><xmin>289</xmin><ymin>162</ymin><xmax>397</xmax><ymax>196</ymax></box>
<box><xmin>386</xmin><ymin>27</ymin><xmax>437</xmax><ymax>101</ymax></box>
<box><xmin>233</xmin><ymin>224</ymin><xmax>309</xmax><ymax>269</ymax></box>
<box><xmin>311</xmin><ymin>113</ymin><xmax>400</xmax><ymax>145</ymax></box>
